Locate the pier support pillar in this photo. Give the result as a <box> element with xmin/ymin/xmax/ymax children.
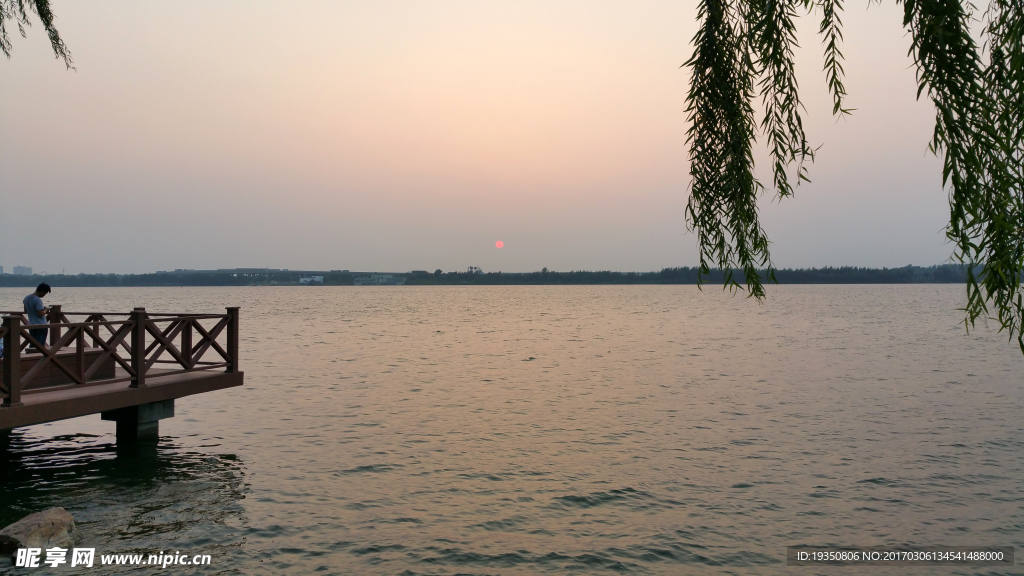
<box><xmin>102</xmin><ymin>400</ymin><xmax>174</xmax><ymax>445</ymax></box>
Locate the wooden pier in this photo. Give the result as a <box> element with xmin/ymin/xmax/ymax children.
<box><xmin>1</xmin><ymin>306</ymin><xmax>243</xmax><ymax>444</ymax></box>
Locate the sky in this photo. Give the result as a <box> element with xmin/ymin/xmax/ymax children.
<box><xmin>1</xmin><ymin>0</ymin><xmax>953</xmax><ymax>274</ymax></box>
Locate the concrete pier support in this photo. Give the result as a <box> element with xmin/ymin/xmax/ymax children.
<box><xmin>102</xmin><ymin>400</ymin><xmax>174</xmax><ymax>445</ymax></box>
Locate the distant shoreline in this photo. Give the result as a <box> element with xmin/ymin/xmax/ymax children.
<box><xmin>0</xmin><ymin>265</ymin><xmax>973</xmax><ymax>287</ymax></box>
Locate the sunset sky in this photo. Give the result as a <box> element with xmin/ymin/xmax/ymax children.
<box><xmin>1</xmin><ymin>0</ymin><xmax>950</xmax><ymax>274</ymax></box>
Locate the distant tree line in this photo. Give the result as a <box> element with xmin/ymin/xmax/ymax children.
<box><xmin>406</xmin><ymin>265</ymin><xmax>971</xmax><ymax>285</ymax></box>
<box><xmin>0</xmin><ymin>265</ymin><xmax>973</xmax><ymax>288</ymax></box>
<box><xmin>0</xmin><ymin>271</ymin><xmax>356</xmax><ymax>288</ymax></box>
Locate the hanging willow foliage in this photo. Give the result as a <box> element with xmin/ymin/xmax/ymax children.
<box><xmin>685</xmin><ymin>0</ymin><xmax>1024</xmax><ymax>351</ymax></box>
<box><xmin>0</xmin><ymin>0</ymin><xmax>71</xmax><ymax>68</ymax></box>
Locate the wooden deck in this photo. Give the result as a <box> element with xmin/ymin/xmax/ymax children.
<box><xmin>0</xmin><ymin>368</ymin><xmax>243</xmax><ymax>430</ymax></box>
<box><xmin>1</xmin><ymin>306</ymin><xmax>243</xmax><ymax>440</ymax></box>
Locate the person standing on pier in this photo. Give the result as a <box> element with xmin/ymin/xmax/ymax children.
<box><xmin>23</xmin><ymin>283</ymin><xmax>51</xmax><ymax>350</ymax></box>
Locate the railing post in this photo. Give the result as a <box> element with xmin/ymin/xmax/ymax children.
<box><xmin>181</xmin><ymin>318</ymin><xmax>193</xmax><ymax>369</ymax></box>
<box><xmin>76</xmin><ymin>326</ymin><xmax>85</xmax><ymax>385</ymax></box>
<box><xmin>2</xmin><ymin>316</ymin><xmax>22</xmax><ymax>407</ymax></box>
<box><xmin>226</xmin><ymin>307</ymin><xmax>239</xmax><ymax>373</ymax></box>
<box><xmin>130</xmin><ymin>308</ymin><xmax>146</xmax><ymax>388</ymax></box>
<box><xmin>89</xmin><ymin>315</ymin><xmax>102</xmax><ymax>348</ymax></box>
<box><xmin>48</xmin><ymin>304</ymin><xmax>62</xmax><ymax>351</ymax></box>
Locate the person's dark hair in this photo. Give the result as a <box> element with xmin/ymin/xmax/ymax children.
<box><xmin>36</xmin><ymin>283</ymin><xmax>51</xmax><ymax>295</ymax></box>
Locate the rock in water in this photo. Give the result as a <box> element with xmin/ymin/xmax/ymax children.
<box><xmin>0</xmin><ymin>508</ymin><xmax>77</xmax><ymax>555</ymax></box>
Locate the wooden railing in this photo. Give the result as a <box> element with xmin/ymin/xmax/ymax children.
<box><xmin>0</xmin><ymin>307</ymin><xmax>239</xmax><ymax>407</ymax></box>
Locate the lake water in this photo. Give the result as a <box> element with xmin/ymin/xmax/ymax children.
<box><xmin>1</xmin><ymin>285</ymin><xmax>1022</xmax><ymax>575</ymax></box>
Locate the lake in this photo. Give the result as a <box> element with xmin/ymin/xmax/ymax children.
<box><xmin>1</xmin><ymin>285</ymin><xmax>1022</xmax><ymax>575</ymax></box>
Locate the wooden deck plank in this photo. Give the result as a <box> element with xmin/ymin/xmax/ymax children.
<box><xmin>0</xmin><ymin>369</ymin><xmax>243</xmax><ymax>430</ymax></box>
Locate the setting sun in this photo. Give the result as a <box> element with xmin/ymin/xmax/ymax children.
<box><xmin>495</xmin><ymin>241</ymin><xmax>504</xmax><ymax>249</ymax></box>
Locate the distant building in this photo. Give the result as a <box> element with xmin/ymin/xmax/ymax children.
<box><xmin>13</xmin><ymin>266</ymin><xmax>32</xmax><ymax>276</ymax></box>
<box><xmin>353</xmin><ymin>274</ymin><xmax>406</xmax><ymax>286</ymax></box>
<box><xmin>299</xmin><ymin>276</ymin><xmax>324</xmax><ymax>285</ymax></box>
